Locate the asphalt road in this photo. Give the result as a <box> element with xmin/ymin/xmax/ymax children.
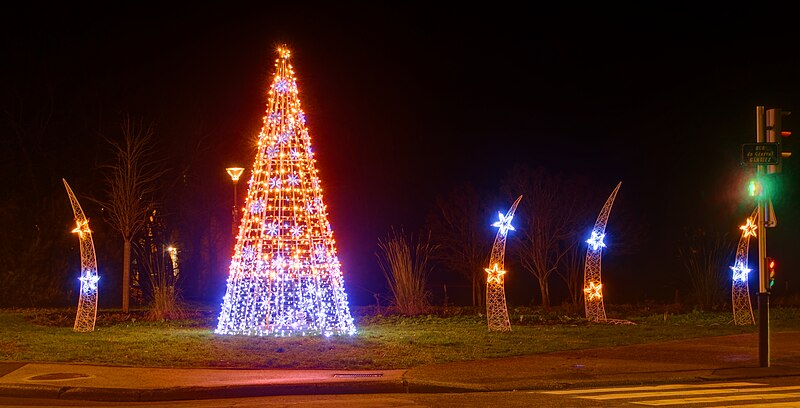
<box><xmin>2</xmin><ymin>376</ymin><xmax>799</xmax><ymax>408</ymax></box>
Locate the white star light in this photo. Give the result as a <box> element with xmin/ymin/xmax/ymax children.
<box><xmin>492</xmin><ymin>212</ymin><xmax>515</xmax><ymax>236</ymax></box>
<box><xmin>79</xmin><ymin>274</ymin><xmax>99</xmax><ymax>291</ymax></box>
<box><xmin>730</xmin><ymin>262</ymin><xmax>752</xmax><ymax>282</ymax></box>
<box><xmin>586</xmin><ymin>231</ymin><xmax>606</xmax><ymax>251</ymax></box>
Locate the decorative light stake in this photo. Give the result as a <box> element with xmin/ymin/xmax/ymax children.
<box><xmin>731</xmin><ymin>208</ymin><xmax>757</xmax><ymax>325</ymax></box>
<box><xmin>63</xmin><ymin>179</ymin><xmax>99</xmax><ymax>332</ymax></box>
<box><xmin>583</xmin><ymin>181</ymin><xmax>621</xmax><ymax>322</ymax></box>
<box><xmin>215</xmin><ymin>45</ymin><xmax>356</xmax><ymax>336</ymax></box>
<box><xmin>486</xmin><ymin>195</ymin><xmax>522</xmax><ymax>332</ymax></box>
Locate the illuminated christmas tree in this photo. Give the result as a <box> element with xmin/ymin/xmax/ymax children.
<box><xmin>216</xmin><ymin>46</ymin><xmax>356</xmax><ymax>336</ymax></box>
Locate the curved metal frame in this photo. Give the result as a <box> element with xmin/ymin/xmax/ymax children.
<box><xmin>486</xmin><ymin>195</ymin><xmax>522</xmax><ymax>332</ymax></box>
<box><xmin>63</xmin><ymin>179</ymin><xmax>99</xmax><ymax>332</ymax></box>
<box><xmin>583</xmin><ymin>182</ymin><xmax>621</xmax><ymax>322</ymax></box>
<box><xmin>731</xmin><ymin>208</ymin><xmax>757</xmax><ymax>325</ymax></box>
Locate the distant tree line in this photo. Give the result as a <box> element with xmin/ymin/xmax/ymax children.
<box><xmin>0</xmin><ymin>97</ymin><xmax>743</xmax><ymax>316</ymax></box>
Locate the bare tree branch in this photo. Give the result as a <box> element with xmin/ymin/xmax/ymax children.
<box><xmin>426</xmin><ymin>182</ymin><xmax>492</xmax><ymax>306</ymax></box>
<box><xmin>503</xmin><ymin>165</ymin><xmax>596</xmax><ymax>308</ymax></box>
<box><xmin>93</xmin><ymin>113</ymin><xmax>166</xmax><ymax>312</ymax></box>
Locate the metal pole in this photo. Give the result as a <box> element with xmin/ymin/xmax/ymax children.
<box><xmin>231</xmin><ymin>181</ymin><xmax>238</xmax><ymax>237</ymax></box>
<box><xmin>756</xmin><ymin>105</ymin><xmax>770</xmax><ymax>367</ymax></box>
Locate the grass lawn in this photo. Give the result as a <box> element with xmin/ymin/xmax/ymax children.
<box><xmin>0</xmin><ymin>305</ymin><xmax>797</xmax><ymax>370</ymax></box>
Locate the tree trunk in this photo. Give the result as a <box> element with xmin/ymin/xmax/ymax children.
<box><xmin>472</xmin><ymin>273</ymin><xmax>484</xmax><ymax>307</ymax></box>
<box><xmin>123</xmin><ymin>239</ymin><xmax>131</xmax><ymax>312</ymax></box>
<box><xmin>538</xmin><ymin>276</ymin><xmax>550</xmax><ymax>308</ymax></box>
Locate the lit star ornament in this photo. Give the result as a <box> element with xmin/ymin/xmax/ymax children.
<box><xmin>485</xmin><ymin>263</ymin><xmax>507</xmax><ymax>284</ymax></box>
<box><xmin>739</xmin><ymin>217</ymin><xmax>757</xmax><ymax>238</ymax></box>
<box><xmin>586</xmin><ymin>231</ymin><xmax>606</xmax><ymax>251</ymax></box>
<box><xmin>730</xmin><ymin>262</ymin><xmax>752</xmax><ymax>282</ymax></box>
<box><xmin>492</xmin><ymin>212</ymin><xmax>516</xmax><ymax>236</ymax></box>
<box><xmin>79</xmin><ymin>274</ymin><xmax>100</xmax><ymax>291</ymax></box>
<box><xmin>583</xmin><ymin>281</ymin><xmax>603</xmax><ymax>300</ymax></box>
<box><xmin>72</xmin><ymin>220</ymin><xmax>91</xmax><ymax>238</ymax></box>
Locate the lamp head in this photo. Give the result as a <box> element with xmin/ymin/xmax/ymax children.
<box><xmin>226</xmin><ymin>167</ymin><xmax>245</xmax><ymax>182</ymax></box>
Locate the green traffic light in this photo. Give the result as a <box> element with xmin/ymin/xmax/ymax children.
<box><xmin>748</xmin><ymin>179</ymin><xmax>762</xmax><ymax>197</ymax></box>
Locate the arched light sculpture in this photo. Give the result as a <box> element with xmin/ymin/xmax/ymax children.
<box><xmin>486</xmin><ymin>195</ymin><xmax>522</xmax><ymax>332</ymax></box>
<box><xmin>63</xmin><ymin>179</ymin><xmax>99</xmax><ymax>332</ymax></box>
<box><xmin>583</xmin><ymin>181</ymin><xmax>621</xmax><ymax>322</ymax></box>
<box><xmin>731</xmin><ymin>208</ymin><xmax>757</xmax><ymax>325</ymax></box>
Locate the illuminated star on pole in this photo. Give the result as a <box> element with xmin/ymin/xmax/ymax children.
<box><xmin>485</xmin><ymin>263</ymin><xmax>506</xmax><ymax>284</ymax></box>
<box><xmin>79</xmin><ymin>274</ymin><xmax>100</xmax><ymax>291</ymax></box>
<box><xmin>583</xmin><ymin>281</ymin><xmax>603</xmax><ymax>300</ymax></box>
<box><xmin>492</xmin><ymin>212</ymin><xmax>515</xmax><ymax>236</ymax></box>
<box><xmin>730</xmin><ymin>262</ymin><xmax>752</xmax><ymax>282</ymax></box>
<box><xmin>739</xmin><ymin>217</ymin><xmax>757</xmax><ymax>238</ymax></box>
<box><xmin>586</xmin><ymin>230</ymin><xmax>606</xmax><ymax>251</ymax></box>
<box><xmin>72</xmin><ymin>220</ymin><xmax>91</xmax><ymax>238</ymax></box>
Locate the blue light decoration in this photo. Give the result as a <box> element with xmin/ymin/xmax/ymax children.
<box><xmin>730</xmin><ymin>261</ymin><xmax>752</xmax><ymax>283</ymax></box>
<box><xmin>492</xmin><ymin>211</ymin><xmax>516</xmax><ymax>236</ymax></box>
<box><xmin>586</xmin><ymin>230</ymin><xmax>606</xmax><ymax>251</ymax></box>
<box><xmin>215</xmin><ymin>45</ymin><xmax>356</xmax><ymax>337</ymax></box>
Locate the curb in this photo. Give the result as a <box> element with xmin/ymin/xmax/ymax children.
<box><xmin>0</xmin><ymin>380</ymin><xmax>410</xmax><ymax>402</ymax></box>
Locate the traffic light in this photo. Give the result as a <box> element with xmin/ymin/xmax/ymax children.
<box><xmin>748</xmin><ymin>178</ymin><xmax>763</xmax><ymax>197</ymax></box>
<box><xmin>767</xmin><ymin>257</ymin><xmax>776</xmax><ymax>289</ymax></box>
<box><xmin>766</xmin><ymin>108</ymin><xmax>792</xmax><ymax>174</ymax></box>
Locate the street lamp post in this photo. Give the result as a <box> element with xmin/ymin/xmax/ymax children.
<box><xmin>226</xmin><ymin>167</ymin><xmax>245</xmax><ymax>237</ymax></box>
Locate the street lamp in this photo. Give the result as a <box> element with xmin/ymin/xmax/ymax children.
<box><xmin>226</xmin><ymin>167</ymin><xmax>245</xmax><ymax>236</ymax></box>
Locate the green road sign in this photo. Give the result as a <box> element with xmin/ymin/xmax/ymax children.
<box><xmin>742</xmin><ymin>143</ymin><xmax>779</xmax><ymax>165</ymax></box>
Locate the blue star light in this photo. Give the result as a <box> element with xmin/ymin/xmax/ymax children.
<box><xmin>492</xmin><ymin>212</ymin><xmax>515</xmax><ymax>236</ymax></box>
<box><xmin>586</xmin><ymin>231</ymin><xmax>606</xmax><ymax>251</ymax></box>
<box><xmin>79</xmin><ymin>274</ymin><xmax>100</xmax><ymax>291</ymax></box>
<box><xmin>730</xmin><ymin>262</ymin><xmax>751</xmax><ymax>282</ymax></box>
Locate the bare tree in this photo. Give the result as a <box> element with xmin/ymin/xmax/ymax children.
<box><xmin>677</xmin><ymin>227</ymin><xmax>734</xmax><ymax>311</ymax></box>
<box><xmin>375</xmin><ymin>227</ymin><xmax>438</xmax><ymax>315</ymax></box>
<box><xmin>557</xmin><ymin>239</ymin><xmax>585</xmax><ymax>311</ymax></box>
<box><xmin>97</xmin><ymin>114</ymin><xmax>164</xmax><ymax>312</ymax></box>
<box><xmin>426</xmin><ymin>182</ymin><xmax>492</xmax><ymax>307</ymax></box>
<box><xmin>503</xmin><ymin>165</ymin><xmax>594</xmax><ymax>308</ymax></box>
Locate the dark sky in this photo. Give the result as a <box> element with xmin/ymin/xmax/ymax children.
<box><xmin>4</xmin><ymin>4</ymin><xmax>800</xmax><ymax>306</ymax></box>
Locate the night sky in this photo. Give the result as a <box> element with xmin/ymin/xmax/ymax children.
<box><xmin>3</xmin><ymin>5</ymin><xmax>799</xmax><ymax>307</ymax></box>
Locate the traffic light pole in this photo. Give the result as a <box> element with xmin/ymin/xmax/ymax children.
<box><xmin>755</xmin><ymin>106</ymin><xmax>770</xmax><ymax>368</ymax></box>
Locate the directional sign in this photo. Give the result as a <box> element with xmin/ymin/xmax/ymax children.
<box><xmin>741</xmin><ymin>143</ymin><xmax>779</xmax><ymax>165</ymax></box>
